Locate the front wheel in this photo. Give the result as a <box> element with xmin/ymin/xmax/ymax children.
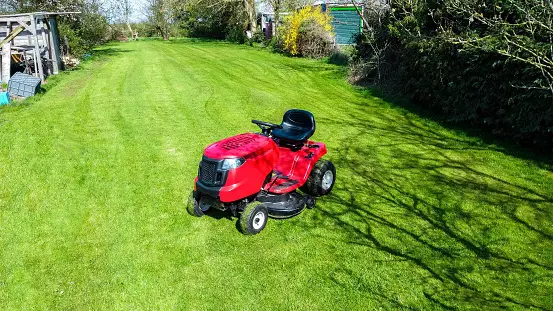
<box><xmin>187</xmin><ymin>191</ymin><xmax>208</xmax><ymax>217</ymax></box>
<box><xmin>239</xmin><ymin>202</ymin><xmax>268</xmax><ymax>235</ymax></box>
<box><xmin>300</xmin><ymin>159</ymin><xmax>336</xmax><ymax>197</ymax></box>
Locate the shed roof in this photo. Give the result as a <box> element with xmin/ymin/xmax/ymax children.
<box><xmin>0</xmin><ymin>11</ymin><xmax>80</xmax><ymax>18</ymax></box>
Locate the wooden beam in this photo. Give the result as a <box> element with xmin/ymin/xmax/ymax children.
<box><xmin>30</xmin><ymin>15</ymin><xmax>44</xmax><ymax>82</ymax></box>
<box><xmin>1</xmin><ymin>22</ymin><xmax>12</xmax><ymax>82</ymax></box>
<box><xmin>16</xmin><ymin>21</ymin><xmax>33</xmax><ymax>33</ymax></box>
<box><xmin>39</xmin><ymin>19</ymin><xmax>50</xmax><ymax>74</ymax></box>
<box><xmin>42</xmin><ymin>19</ymin><xmax>53</xmax><ymax>75</ymax></box>
<box><xmin>0</xmin><ymin>17</ymin><xmax>31</xmax><ymax>23</ymax></box>
<box><xmin>40</xmin><ymin>20</ymin><xmax>47</xmax><ymax>47</ymax></box>
<box><xmin>48</xmin><ymin>17</ymin><xmax>61</xmax><ymax>74</ymax></box>
<box><xmin>0</xmin><ymin>25</ymin><xmax>25</xmax><ymax>47</ymax></box>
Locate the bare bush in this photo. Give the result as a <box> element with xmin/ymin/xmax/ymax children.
<box><xmin>297</xmin><ymin>20</ymin><xmax>335</xmax><ymax>58</ymax></box>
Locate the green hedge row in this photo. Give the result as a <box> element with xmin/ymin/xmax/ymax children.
<box><xmin>394</xmin><ymin>38</ymin><xmax>552</xmax><ymax>149</ymax></box>
<box><xmin>353</xmin><ymin>0</ymin><xmax>553</xmax><ymax>152</ymax></box>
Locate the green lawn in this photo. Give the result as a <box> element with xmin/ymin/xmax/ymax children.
<box><xmin>0</xmin><ymin>39</ymin><xmax>552</xmax><ymax>310</ymax></box>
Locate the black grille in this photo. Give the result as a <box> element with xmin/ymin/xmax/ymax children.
<box><xmin>199</xmin><ymin>161</ymin><xmax>217</xmax><ymax>184</ymax></box>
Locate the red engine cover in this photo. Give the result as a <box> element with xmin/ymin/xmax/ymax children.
<box><xmin>204</xmin><ymin>133</ymin><xmax>275</xmax><ymax>159</ymax></box>
<box><xmin>202</xmin><ymin>133</ymin><xmax>280</xmax><ymax>202</ymax></box>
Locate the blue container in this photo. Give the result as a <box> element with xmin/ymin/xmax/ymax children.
<box><xmin>0</xmin><ymin>92</ymin><xmax>9</xmax><ymax>105</ymax></box>
<box><xmin>8</xmin><ymin>73</ymin><xmax>41</xmax><ymax>98</ymax></box>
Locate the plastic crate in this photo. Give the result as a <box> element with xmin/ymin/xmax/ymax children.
<box><xmin>8</xmin><ymin>72</ymin><xmax>41</xmax><ymax>98</ymax></box>
<box><xmin>0</xmin><ymin>92</ymin><xmax>9</xmax><ymax>105</ymax></box>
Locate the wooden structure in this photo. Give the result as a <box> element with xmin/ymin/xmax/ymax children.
<box><xmin>0</xmin><ymin>12</ymin><xmax>78</xmax><ymax>83</ymax></box>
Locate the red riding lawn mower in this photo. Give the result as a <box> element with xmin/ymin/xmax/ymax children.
<box><xmin>187</xmin><ymin>109</ymin><xmax>336</xmax><ymax>235</ymax></box>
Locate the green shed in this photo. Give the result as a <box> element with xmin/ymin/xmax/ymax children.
<box><xmin>325</xmin><ymin>5</ymin><xmax>362</xmax><ymax>45</ymax></box>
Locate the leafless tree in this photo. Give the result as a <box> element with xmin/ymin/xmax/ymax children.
<box><xmin>347</xmin><ymin>0</ymin><xmax>391</xmax><ymax>81</ymax></box>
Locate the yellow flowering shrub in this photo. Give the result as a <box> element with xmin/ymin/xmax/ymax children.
<box><xmin>281</xmin><ymin>6</ymin><xmax>334</xmax><ymax>56</ymax></box>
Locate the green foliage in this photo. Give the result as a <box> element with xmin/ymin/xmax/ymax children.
<box><xmin>398</xmin><ymin>38</ymin><xmax>551</xmax><ymax>146</ymax></box>
<box><xmin>146</xmin><ymin>0</ymin><xmax>174</xmax><ymax>40</ymax></box>
<box><xmin>353</xmin><ymin>0</ymin><xmax>553</xmax><ymax>150</ymax></box>
<box><xmin>327</xmin><ymin>48</ymin><xmax>352</xmax><ymax>66</ymax></box>
<box><xmin>132</xmin><ymin>22</ymin><xmax>160</xmax><ymax>38</ymax></box>
<box><xmin>57</xmin><ymin>5</ymin><xmax>109</xmax><ymax>57</ymax></box>
<box><xmin>250</xmin><ymin>30</ymin><xmax>266</xmax><ymax>44</ymax></box>
<box><xmin>226</xmin><ymin>27</ymin><xmax>246</xmax><ymax>44</ymax></box>
<box><xmin>180</xmin><ymin>1</ymin><xmax>248</xmax><ymax>41</ymax></box>
<box><xmin>268</xmin><ymin>35</ymin><xmax>285</xmax><ymax>53</ymax></box>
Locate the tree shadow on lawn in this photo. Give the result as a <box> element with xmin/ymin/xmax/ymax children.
<box><xmin>89</xmin><ymin>47</ymin><xmax>134</xmax><ymax>62</ymax></box>
<box><xmin>362</xmin><ymin>87</ymin><xmax>553</xmax><ymax>170</ymax></box>
<box><xmin>312</xmin><ymin>102</ymin><xmax>553</xmax><ymax>310</ymax></box>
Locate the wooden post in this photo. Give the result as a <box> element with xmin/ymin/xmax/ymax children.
<box><xmin>39</xmin><ymin>19</ymin><xmax>50</xmax><ymax>75</ymax></box>
<box><xmin>31</xmin><ymin>48</ymin><xmax>38</xmax><ymax>76</ymax></box>
<box><xmin>1</xmin><ymin>21</ymin><xmax>12</xmax><ymax>83</ymax></box>
<box><xmin>40</xmin><ymin>19</ymin><xmax>52</xmax><ymax>75</ymax></box>
<box><xmin>40</xmin><ymin>20</ymin><xmax>47</xmax><ymax>47</ymax></box>
<box><xmin>48</xmin><ymin>17</ymin><xmax>61</xmax><ymax>74</ymax></box>
<box><xmin>30</xmin><ymin>14</ymin><xmax>44</xmax><ymax>82</ymax></box>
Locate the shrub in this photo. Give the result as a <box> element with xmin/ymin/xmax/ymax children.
<box><xmin>182</xmin><ymin>1</ymin><xmax>248</xmax><ymax>41</ymax></box>
<box><xmin>250</xmin><ymin>30</ymin><xmax>266</xmax><ymax>44</ymax></box>
<box><xmin>269</xmin><ymin>36</ymin><xmax>285</xmax><ymax>53</ymax></box>
<box><xmin>328</xmin><ymin>47</ymin><xmax>353</xmax><ymax>66</ymax></box>
<box><xmin>280</xmin><ymin>6</ymin><xmax>334</xmax><ymax>57</ymax></box>
<box><xmin>226</xmin><ymin>27</ymin><xmax>246</xmax><ymax>43</ymax></box>
<box><xmin>351</xmin><ymin>0</ymin><xmax>553</xmax><ymax>151</ymax></box>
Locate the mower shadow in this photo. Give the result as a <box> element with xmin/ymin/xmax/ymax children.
<box><xmin>201</xmin><ymin>208</ymin><xmax>246</xmax><ymax>233</ymax></box>
<box><xmin>203</xmin><ymin>208</ymin><xmax>233</xmax><ymax>221</ymax></box>
<box><xmin>310</xmin><ymin>98</ymin><xmax>553</xmax><ymax>310</ymax></box>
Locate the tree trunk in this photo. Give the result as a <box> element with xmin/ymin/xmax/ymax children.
<box><xmin>245</xmin><ymin>0</ymin><xmax>257</xmax><ymax>32</ymax></box>
<box><xmin>156</xmin><ymin>25</ymin><xmax>168</xmax><ymax>40</ymax></box>
<box><xmin>126</xmin><ymin>22</ymin><xmax>134</xmax><ymax>40</ymax></box>
<box><xmin>163</xmin><ymin>25</ymin><xmax>169</xmax><ymax>40</ymax></box>
<box><xmin>274</xmin><ymin>3</ymin><xmax>280</xmax><ymax>36</ymax></box>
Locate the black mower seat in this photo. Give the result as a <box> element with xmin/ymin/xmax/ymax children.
<box><xmin>272</xmin><ymin>109</ymin><xmax>316</xmax><ymax>143</ymax></box>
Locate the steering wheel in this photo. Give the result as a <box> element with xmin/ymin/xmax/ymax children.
<box><xmin>252</xmin><ymin>120</ymin><xmax>283</xmax><ymax>136</ymax></box>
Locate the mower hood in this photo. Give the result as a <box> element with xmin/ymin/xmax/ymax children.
<box><xmin>203</xmin><ymin>133</ymin><xmax>275</xmax><ymax>159</ymax></box>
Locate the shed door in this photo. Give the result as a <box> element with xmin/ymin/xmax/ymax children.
<box><xmin>330</xmin><ymin>7</ymin><xmax>361</xmax><ymax>45</ymax></box>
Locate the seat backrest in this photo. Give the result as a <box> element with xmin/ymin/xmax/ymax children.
<box><xmin>271</xmin><ymin>110</ymin><xmax>316</xmax><ymax>150</ymax></box>
<box><xmin>282</xmin><ymin>109</ymin><xmax>315</xmax><ymax>138</ymax></box>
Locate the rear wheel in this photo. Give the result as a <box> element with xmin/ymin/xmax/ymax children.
<box><xmin>300</xmin><ymin>159</ymin><xmax>336</xmax><ymax>197</ymax></box>
<box><xmin>239</xmin><ymin>202</ymin><xmax>268</xmax><ymax>235</ymax></box>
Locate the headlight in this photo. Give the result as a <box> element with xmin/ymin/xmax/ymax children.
<box><xmin>221</xmin><ymin>158</ymin><xmax>245</xmax><ymax>170</ymax></box>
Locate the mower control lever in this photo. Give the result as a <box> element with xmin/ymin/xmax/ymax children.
<box><xmin>252</xmin><ymin>120</ymin><xmax>283</xmax><ymax>136</ymax></box>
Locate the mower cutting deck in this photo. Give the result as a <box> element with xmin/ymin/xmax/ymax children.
<box><xmin>187</xmin><ymin>109</ymin><xmax>336</xmax><ymax>235</ymax></box>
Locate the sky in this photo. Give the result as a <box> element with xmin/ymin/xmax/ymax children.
<box><xmin>128</xmin><ymin>0</ymin><xmax>149</xmax><ymax>22</ymax></box>
<box><xmin>125</xmin><ymin>0</ymin><xmax>272</xmax><ymax>23</ymax></box>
